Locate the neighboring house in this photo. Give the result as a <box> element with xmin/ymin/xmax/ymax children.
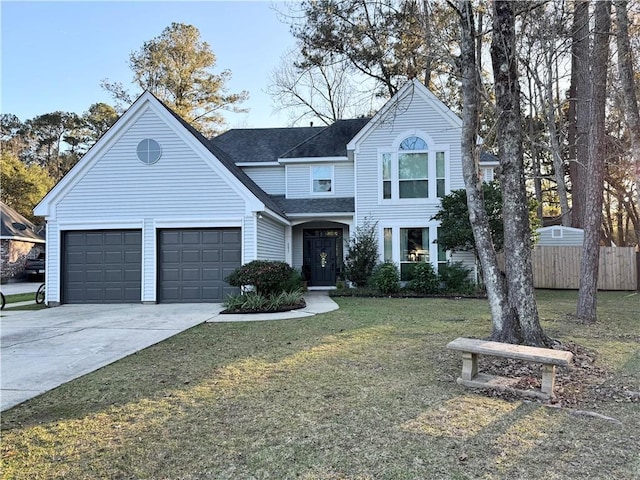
<box><xmin>1</xmin><ymin>202</ymin><xmax>45</xmax><ymax>281</ymax></box>
<box><xmin>35</xmin><ymin>79</ymin><xmax>496</xmax><ymax>305</ymax></box>
<box><xmin>536</xmin><ymin>226</ymin><xmax>585</xmax><ymax>247</ymax></box>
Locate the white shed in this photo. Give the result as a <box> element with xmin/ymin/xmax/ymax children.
<box><xmin>536</xmin><ymin>226</ymin><xmax>584</xmax><ymax>247</ymax></box>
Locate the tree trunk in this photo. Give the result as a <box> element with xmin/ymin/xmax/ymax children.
<box><xmin>569</xmin><ymin>1</ymin><xmax>590</xmax><ymax>228</ymax></box>
<box><xmin>491</xmin><ymin>1</ymin><xmax>547</xmax><ymax>346</ymax></box>
<box><xmin>577</xmin><ymin>1</ymin><xmax>612</xmax><ymax>323</ymax></box>
<box><xmin>615</xmin><ymin>1</ymin><xmax>640</xmax><ymax>202</ymax></box>
<box><xmin>458</xmin><ymin>0</ymin><xmax>519</xmax><ymax>343</ymax></box>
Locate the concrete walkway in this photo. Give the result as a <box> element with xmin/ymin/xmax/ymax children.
<box><xmin>0</xmin><ymin>293</ymin><xmax>338</xmax><ymax>411</ymax></box>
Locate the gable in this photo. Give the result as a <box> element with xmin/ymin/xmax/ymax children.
<box><xmin>35</xmin><ymin>92</ymin><xmax>272</xmax><ymax>220</ymax></box>
<box><xmin>55</xmin><ymin>106</ymin><xmax>248</xmax><ymax>220</ymax></box>
<box><xmin>347</xmin><ymin>79</ymin><xmax>462</xmax><ymax>153</ymax></box>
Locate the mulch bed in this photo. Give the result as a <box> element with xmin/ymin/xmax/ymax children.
<box><xmin>221</xmin><ymin>300</ymin><xmax>306</xmax><ymax>315</ymax></box>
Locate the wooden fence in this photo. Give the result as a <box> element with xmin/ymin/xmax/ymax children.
<box><xmin>500</xmin><ymin>246</ymin><xmax>638</xmax><ymax>291</ymax></box>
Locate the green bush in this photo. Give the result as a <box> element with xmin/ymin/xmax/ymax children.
<box><xmin>344</xmin><ymin>219</ymin><xmax>379</xmax><ymax>287</ymax></box>
<box><xmin>370</xmin><ymin>261</ymin><xmax>400</xmax><ymax>294</ymax></box>
<box><xmin>226</xmin><ymin>260</ymin><xmax>296</xmax><ymax>296</ymax></box>
<box><xmin>408</xmin><ymin>262</ymin><xmax>440</xmax><ymax>294</ymax></box>
<box><xmin>438</xmin><ymin>261</ymin><xmax>475</xmax><ymax>294</ymax></box>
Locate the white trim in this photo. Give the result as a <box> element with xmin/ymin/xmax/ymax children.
<box><xmin>57</xmin><ymin>221</ymin><xmax>144</xmax><ymax>230</ymax></box>
<box><xmin>35</xmin><ymin>92</ymin><xmax>265</xmax><ymax>219</ymax></box>
<box><xmin>537</xmin><ymin>226</ymin><xmax>584</xmax><ymax>233</ymax></box>
<box><xmin>279</xmin><ymin>156</ymin><xmax>348</xmax><ymax>164</ymax></box>
<box><xmin>236</xmin><ymin>162</ymin><xmax>280</xmax><ymax>167</ymax></box>
<box><xmin>347</xmin><ymin>79</ymin><xmax>463</xmax><ymax>153</ymax></box>
<box><xmin>377</xmin><ymin>142</ymin><xmax>451</xmax><ymax>204</ymax></box>
<box><xmin>153</xmin><ymin>218</ymin><xmax>243</xmax><ymax>228</ymax></box>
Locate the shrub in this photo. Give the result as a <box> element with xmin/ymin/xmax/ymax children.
<box><xmin>226</xmin><ymin>260</ymin><xmax>296</xmax><ymax>296</ymax></box>
<box><xmin>223</xmin><ymin>289</ymin><xmax>305</xmax><ymax>313</ymax></box>
<box><xmin>439</xmin><ymin>261</ymin><xmax>475</xmax><ymax>294</ymax></box>
<box><xmin>344</xmin><ymin>219</ymin><xmax>379</xmax><ymax>287</ymax></box>
<box><xmin>370</xmin><ymin>261</ymin><xmax>400</xmax><ymax>294</ymax></box>
<box><xmin>409</xmin><ymin>262</ymin><xmax>440</xmax><ymax>294</ymax></box>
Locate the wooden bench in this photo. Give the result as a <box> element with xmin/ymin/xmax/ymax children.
<box><xmin>447</xmin><ymin>337</ymin><xmax>573</xmax><ymax>400</ymax></box>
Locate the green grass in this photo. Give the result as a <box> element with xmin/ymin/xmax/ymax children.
<box><xmin>1</xmin><ymin>291</ymin><xmax>638</xmax><ymax>479</ymax></box>
<box><xmin>1</xmin><ymin>292</ymin><xmax>46</xmax><ymax>311</ymax></box>
<box><xmin>3</xmin><ymin>292</ymin><xmax>36</xmax><ymax>304</ymax></box>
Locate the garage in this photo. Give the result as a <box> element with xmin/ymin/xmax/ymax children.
<box><xmin>158</xmin><ymin>228</ymin><xmax>241</xmax><ymax>303</ymax></box>
<box><xmin>63</xmin><ymin>230</ymin><xmax>142</xmax><ymax>303</ymax></box>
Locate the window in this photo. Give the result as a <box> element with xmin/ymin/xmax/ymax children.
<box><xmin>137</xmin><ymin>139</ymin><xmax>162</xmax><ymax>165</ymax></box>
<box><xmin>551</xmin><ymin>227</ymin><xmax>563</xmax><ymax>239</ymax></box>
<box><xmin>383</xmin><ymin>228</ymin><xmax>393</xmax><ymax>262</ymax></box>
<box><xmin>382</xmin><ymin>154</ymin><xmax>392</xmax><ymax>199</ymax></box>
<box><xmin>381</xmin><ymin>135</ymin><xmax>447</xmax><ymax>201</ymax></box>
<box><xmin>311</xmin><ymin>166</ymin><xmax>333</xmax><ymax>194</ymax></box>
<box><xmin>481</xmin><ymin>167</ymin><xmax>494</xmax><ymax>183</ymax></box>
<box><xmin>400</xmin><ymin>227</ymin><xmax>429</xmax><ymax>281</ymax></box>
<box><xmin>437</xmin><ymin>228</ymin><xmax>447</xmax><ymax>269</ymax></box>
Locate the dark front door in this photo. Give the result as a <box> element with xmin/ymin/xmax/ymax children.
<box><xmin>310</xmin><ymin>237</ymin><xmax>337</xmax><ymax>286</ymax></box>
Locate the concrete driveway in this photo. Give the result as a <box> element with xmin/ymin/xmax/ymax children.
<box><xmin>0</xmin><ymin>303</ymin><xmax>223</xmax><ymax>411</ymax></box>
<box><xmin>0</xmin><ymin>293</ymin><xmax>338</xmax><ymax>411</ymax></box>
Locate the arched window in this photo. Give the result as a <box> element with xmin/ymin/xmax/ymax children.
<box><xmin>380</xmin><ymin>135</ymin><xmax>447</xmax><ymax>201</ymax></box>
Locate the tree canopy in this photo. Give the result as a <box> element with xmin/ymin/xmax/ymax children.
<box><xmin>103</xmin><ymin>23</ymin><xmax>248</xmax><ymax>136</ymax></box>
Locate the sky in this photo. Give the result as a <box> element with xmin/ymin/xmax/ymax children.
<box><xmin>1</xmin><ymin>1</ymin><xmax>300</xmax><ymax>128</ymax></box>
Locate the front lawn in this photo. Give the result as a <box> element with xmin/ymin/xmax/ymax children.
<box><xmin>1</xmin><ymin>291</ymin><xmax>638</xmax><ymax>479</ymax></box>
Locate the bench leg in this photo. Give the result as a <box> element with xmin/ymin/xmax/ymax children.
<box><xmin>541</xmin><ymin>364</ymin><xmax>556</xmax><ymax>396</ymax></box>
<box><xmin>461</xmin><ymin>352</ymin><xmax>478</xmax><ymax>381</ymax></box>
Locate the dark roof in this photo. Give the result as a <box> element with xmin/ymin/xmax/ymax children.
<box><xmin>1</xmin><ymin>202</ymin><xmax>45</xmax><ymax>242</ymax></box>
<box><xmin>210</xmin><ymin>126</ymin><xmax>324</xmax><ymax>164</ymax></box>
<box><xmin>154</xmin><ymin>95</ymin><xmax>288</xmax><ymax>218</ymax></box>
<box><xmin>480</xmin><ymin>151</ymin><xmax>499</xmax><ymax>164</ymax></box>
<box><xmin>270</xmin><ymin>196</ymin><xmax>354</xmax><ymax>215</ymax></box>
<box><xmin>281</xmin><ymin>118</ymin><xmax>371</xmax><ymax>158</ymax></box>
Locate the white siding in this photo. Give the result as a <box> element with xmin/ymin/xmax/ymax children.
<box><xmin>257</xmin><ymin>216</ymin><xmax>286</xmax><ymax>261</ymax></box>
<box><xmin>43</xmin><ymin>219</ymin><xmax>60</xmax><ymax>304</ymax></box>
<box><xmin>46</xmin><ymin>105</ymin><xmax>257</xmax><ymax>304</ymax></box>
<box><xmin>354</xmin><ymin>90</ymin><xmax>462</xmax><ymax>272</ymax></box>
<box><xmin>56</xmin><ymin>108</ymin><xmax>246</xmax><ymax>220</ymax></box>
<box><xmin>536</xmin><ymin>227</ymin><xmax>584</xmax><ymax>246</ymax></box>
<box><xmin>286</xmin><ymin>163</ymin><xmax>355</xmax><ymax>199</ymax></box>
<box><xmin>243</xmin><ymin>166</ymin><xmax>285</xmax><ymax>195</ymax></box>
<box><xmin>355</xmin><ymin>92</ymin><xmax>463</xmax><ymax>228</ymax></box>
<box><xmin>142</xmin><ymin>218</ymin><xmax>156</xmax><ymax>302</ymax></box>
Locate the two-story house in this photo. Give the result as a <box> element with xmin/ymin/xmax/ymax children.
<box><xmin>35</xmin><ymin>79</ymin><xmax>494</xmax><ymax>305</ymax></box>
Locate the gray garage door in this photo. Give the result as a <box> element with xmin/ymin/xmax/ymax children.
<box><xmin>63</xmin><ymin>230</ymin><xmax>142</xmax><ymax>303</ymax></box>
<box><xmin>158</xmin><ymin>228</ymin><xmax>241</xmax><ymax>303</ymax></box>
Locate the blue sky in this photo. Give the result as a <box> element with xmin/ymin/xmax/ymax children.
<box><xmin>1</xmin><ymin>1</ymin><xmax>298</xmax><ymax>128</ymax></box>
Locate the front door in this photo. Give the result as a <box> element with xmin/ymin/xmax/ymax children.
<box><xmin>310</xmin><ymin>237</ymin><xmax>337</xmax><ymax>286</ymax></box>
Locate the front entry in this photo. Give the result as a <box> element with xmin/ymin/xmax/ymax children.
<box><xmin>303</xmin><ymin>229</ymin><xmax>343</xmax><ymax>287</ymax></box>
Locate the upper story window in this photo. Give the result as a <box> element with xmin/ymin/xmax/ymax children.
<box><xmin>311</xmin><ymin>165</ymin><xmax>333</xmax><ymax>194</ymax></box>
<box><xmin>380</xmin><ymin>135</ymin><xmax>448</xmax><ymax>202</ymax></box>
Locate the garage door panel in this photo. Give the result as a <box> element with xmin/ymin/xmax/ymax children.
<box><xmin>182</xmin><ymin>268</ymin><xmax>201</xmax><ymax>281</ymax></box>
<box><xmin>223</xmin><ymin>249</ymin><xmax>241</xmax><ymax>262</ymax></box>
<box><xmin>182</xmin><ymin>232</ymin><xmax>201</xmax><ymax>244</ymax></box>
<box><xmin>181</xmin><ymin>250</ymin><xmax>201</xmax><ymax>262</ymax></box>
<box><xmin>63</xmin><ymin>230</ymin><xmax>141</xmax><ymax>304</ymax></box>
<box><xmin>202</xmin><ymin>249</ymin><xmax>220</xmax><ymax>262</ymax></box>
<box><xmin>203</xmin><ymin>267</ymin><xmax>220</xmax><ymax>281</ymax></box>
<box><xmin>158</xmin><ymin>228</ymin><xmax>241</xmax><ymax>303</ymax></box>
<box><xmin>202</xmin><ymin>231</ymin><xmax>221</xmax><ymax>243</ymax></box>
<box><xmin>85</xmin><ymin>233</ymin><xmax>104</xmax><ymax>246</ymax></box>
<box><xmin>222</xmin><ymin>231</ymin><xmax>241</xmax><ymax>244</ymax></box>
<box><xmin>161</xmin><ymin>250</ymin><xmax>180</xmax><ymax>263</ymax></box>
